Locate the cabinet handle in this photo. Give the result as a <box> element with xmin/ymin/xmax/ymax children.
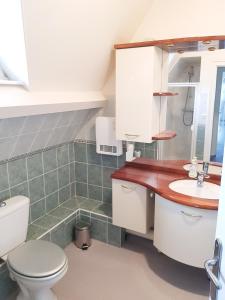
<box><xmin>149</xmin><ymin>192</ymin><xmax>154</xmax><ymax>199</ymax></box>
<box><xmin>181</xmin><ymin>210</ymin><xmax>202</xmax><ymax>219</ymax></box>
<box><xmin>121</xmin><ymin>185</ymin><xmax>136</xmax><ymax>192</ymax></box>
<box><xmin>124</xmin><ymin>133</ymin><xmax>140</xmax><ymax>139</ymax></box>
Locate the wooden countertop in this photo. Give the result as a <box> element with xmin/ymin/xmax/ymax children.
<box><xmin>111</xmin><ymin>158</ymin><xmax>221</xmax><ymax>210</ymax></box>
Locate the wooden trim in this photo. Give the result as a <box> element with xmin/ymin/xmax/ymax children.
<box><xmin>152</xmin><ymin>130</ymin><xmax>176</xmax><ymax>140</ymax></box>
<box><xmin>114</xmin><ymin>36</ymin><xmax>225</xmax><ymax>52</ymax></box>
<box><xmin>153</xmin><ymin>92</ymin><xmax>179</xmax><ymax>96</ymax></box>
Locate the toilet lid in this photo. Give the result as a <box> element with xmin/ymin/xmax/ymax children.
<box><xmin>7</xmin><ymin>240</ymin><xmax>67</xmax><ymax>278</ymax></box>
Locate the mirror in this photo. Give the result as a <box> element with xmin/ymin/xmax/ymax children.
<box><xmin>161</xmin><ymin>50</ymin><xmax>225</xmax><ymax>167</ymax></box>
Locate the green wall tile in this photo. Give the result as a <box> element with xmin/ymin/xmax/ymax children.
<box><xmin>88</xmin><ymin>165</ymin><xmax>102</xmax><ymax>186</ymax></box>
<box><xmin>80</xmin><ymin>213</ymin><xmax>91</xmax><ymax>224</ymax></box>
<box><xmin>93</xmin><ymin>203</ymin><xmax>112</xmax><ymax>217</ymax></box>
<box><xmin>29</xmin><ymin>175</ymin><xmax>45</xmax><ymax>203</ymax></box>
<box><xmin>27</xmin><ymin>224</ymin><xmax>46</xmax><ymax>240</ymax></box>
<box><xmin>91</xmin><ymin>218</ymin><xmax>107</xmax><ymax>243</ymax></box>
<box><xmin>88</xmin><ymin>184</ymin><xmax>102</xmax><ymax>201</ymax></box>
<box><xmin>46</xmin><ymin>191</ymin><xmax>59</xmax><ymax>212</ymax></box>
<box><xmin>70</xmin><ymin>182</ymin><xmax>76</xmax><ymax>197</ymax></box>
<box><xmin>117</xmin><ymin>152</ymin><xmax>126</xmax><ymax>168</ymax></box>
<box><xmin>43</xmin><ymin>148</ymin><xmax>57</xmax><ymax>172</ymax></box>
<box><xmin>49</xmin><ymin>206</ymin><xmax>73</xmax><ymax>220</ymax></box>
<box><xmin>75</xmin><ymin>162</ymin><xmax>87</xmax><ymax>183</ymax></box>
<box><xmin>102</xmin><ymin>167</ymin><xmax>115</xmax><ymax>188</ymax></box>
<box><xmin>108</xmin><ymin>223</ymin><xmax>122</xmax><ymax>247</ymax></box>
<box><xmin>79</xmin><ymin>198</ymin><xmax>99</xmax><ymax>211</ymax></box>
<box><xmin>0</xmin><ymin>189</ymin><xmax>10</xmax><ymax>202</ymax></box>
<box><xmin>144</xmin><ymin>149</ymin><xmax>156</xmax><ymax>159</ymax></box>
<box><xmin>57</xmin><ymin>144</ymin><xmax>69</xmax><ymax>167</ymax></box>
<box><xmin>87</xmin><ymin>143</ymin><xmax>101</xmax><ymax>165</ymax></box>
<box><xmin>103</xmin><ymin>188</ymin><xmax>112</xmax><ymax>203</ymax></box>
<box><xmin>62</xmin><ymin>197</ymin><xmax>80</xmax><ymax>211</ymax></box>
<box><xmin>76</xmin><ymin>182</ymin><xmax>88</xmax><ymax>198</ymax></box>
<box><xmin>59</xmin><ymin>185</ymin><xmax>71</xmax><ymax>203</ymax></box>
<box><xmin>11</xmin><ymin>182</ymin><xmax>29</xmax><ymax>198</ymax></box>
<box><xmin>0</xmin><ymin>163</ymin><xmax>8</xmax><ymax>191</ymax></box>
<box><xmin>40</xmin><ymin>232</ymin><xmax>51</xmax><ymax>241</ymax></box>
<box><xmin>8</xmin><ymin>158</ymin><xmax>27</xmax><ymax>187</ymax></box>
<box><xmin>58</xmin><ymin>165</ymin><xmax>70</xmax><ymax>188</ymax></box>
<box><xmin>74</xmin><ymin>142</ymin><xmax>87</xmax><ymax>163</ymax></box>
<box><xmin>33</xmin><ymin>214</ymin><xmax>59</xmax><ymax>230</ymax></box>
<box><xmin>65</xmin><ymin>218</ymin><xmax>75</xmax><ymax>245</ymax></box>
<box><xmin>27</xmin><ymin>153</ymin><xmax>43</xmax><ymax>179</ymax></box>
<box><xmin>135</xmin><ymin>142</ymin><xmax>145</xmax><ymax>153</ymax></box>
<box><xmin>69</xmin><ymin>143</ymin><xmax>75</xmax><ymax>162</ymax></box>
<box><xmin>70</xmin><ymin>162</ymin><xmax>75</xmax><ymax>182</ymax></box>
<box><xmin>31</xmin><ymin>199</ymin><xmax>45</xmax><ymax>222</ymax></box>
<box><xmin>44</xmin><ymin>170</ymin><xmax>58</xmax><ymax>195</ymax></box>
<box><xmin>102</xmin><ymin>155</ymin><xmax>117</xmax><ymax>168</ymax></box>
<box><xmin>91</xmin><ymin>212</ymin><xmax>108</xmax><ymax>222</ymax></box>
<box><xmin>51</xmin><ymin>222</ymin><xmax>68</xmax><ymax>248</ymax></box>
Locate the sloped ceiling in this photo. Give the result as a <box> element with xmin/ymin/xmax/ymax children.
<box><xmin>21</xmin><ymin>0</ymin><xmax>152</xmax><ymax>91</ymax></box>
<box><xmin>132</xmin><ymin>0</ymin><xmax>225</xmax><ymax>41</ymax></box>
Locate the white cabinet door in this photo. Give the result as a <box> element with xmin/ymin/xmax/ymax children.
<box><xmin>116</xmin><ymin>47</ymin><xmax>168</xmax><ymax>143</ymax></box>
<box><xmin>112</xmin><ymin>179</ymin><xmax>153</xmax><ymax>234</ymax></box>
<box><xmin>154</xmin><ymin>195</ymin><xmax>217</xmax><ymax>268</ymax></box>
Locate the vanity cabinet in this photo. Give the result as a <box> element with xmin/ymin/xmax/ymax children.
<box><xmin>115</xmin><ymin>46</ymin><xmax>168</xmax><ymax>142</ymax></box>
<box><xmin>154</xmin><ymin>195</ymin><xmax>217</xmax><ymax>268</ymax></box>
<box><xmin>112</xmin><ymin>179</ymin><xmax>154</xmax><ymax>234</ymax></box>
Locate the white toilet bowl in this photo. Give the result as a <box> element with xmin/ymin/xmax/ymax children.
<box><xmin>7</xmin><ymin>240</ymin><xmax>68</xmax><ymax>300</ymax></box>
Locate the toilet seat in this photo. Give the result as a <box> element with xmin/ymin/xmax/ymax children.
<box><xmin>7</xmin><ymin>240</ymin><xmax>67</xmax><ymax>278</ymax></box>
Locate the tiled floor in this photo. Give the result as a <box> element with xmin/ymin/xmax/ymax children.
<box><xmin>53</xmin><ymin>235</ymin><xmax>209</xmax><ymax>300</ymax></box>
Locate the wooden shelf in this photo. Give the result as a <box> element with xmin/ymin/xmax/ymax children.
<box><xmin>152</xmin><ymin>130</ymin><xmax>176</xmax><ymax>141</ymax></box>
<box><xmin>114</xmin><ymin>36</ymin><xmax>225</xmax><ymax>53</ymax></box>
<box><xmin>153</xmin><ymin>92</ymin><xmax>179</xmax><ymax>96</ymax></box>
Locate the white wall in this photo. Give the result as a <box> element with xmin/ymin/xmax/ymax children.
<box><xmin>21</xmin><ymin>0</ymin><xmax>152</xmax><ymax>92</ymax></box>
<box><xmin>0</xmin><ymin>0</ymin><xmax>28</xmax><ymax>84</ymax></box>
<box><xmin>133</xmin><ymin>0</ymin><xmax>225</xmax><ymax>41</ymax></box>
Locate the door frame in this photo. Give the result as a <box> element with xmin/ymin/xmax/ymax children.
<box><xmin>199</xmin><ymin>50</ymin><xmax>225</xmax><ymax>161</ymax></box>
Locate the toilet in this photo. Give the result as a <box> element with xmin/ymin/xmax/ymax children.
<box><xmin>0</xmin><ymin>196</ymin><xmax>68</xmax><ymax>300</ymax></box>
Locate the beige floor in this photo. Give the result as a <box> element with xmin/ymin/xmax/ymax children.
<box><xmin>53</xmin><ymin>235</ymin><xmax>209</xmax><ymax>300</ymax></box>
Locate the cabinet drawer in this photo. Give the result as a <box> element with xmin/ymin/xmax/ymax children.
<box><xmin>154</xmin><ymin>195</ymin><xmax>217</xmax><ymax>268</ymax></box>
<box><xmin>112</xmin><ymin>179</ymin><xmax>153</xmax><ymax>234</ymax></box>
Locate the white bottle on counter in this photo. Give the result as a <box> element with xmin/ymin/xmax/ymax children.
<box><xmin>188</xmin><ymin>157</ymin><xmax>198</xmax><ymax>178</ymax></box>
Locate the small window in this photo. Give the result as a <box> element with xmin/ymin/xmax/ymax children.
<box><xmin>0</xmin><ymin>0</ymin><xmax>28</xmax><ymax>86</ymax></box>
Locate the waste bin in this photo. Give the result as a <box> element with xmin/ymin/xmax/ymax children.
<box><xmin>74</xmin><ymin>222</ymin><xmax>91</xmax><ymax>250</ymax></box>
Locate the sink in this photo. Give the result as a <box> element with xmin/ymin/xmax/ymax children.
<box><xmin>169</xmin><ymin>179</ymin><xmax>220</xmax><ymax>199</ymax></box>
<box><xmin>183</xmin><ymin>163</ymin><xmax>222</xmax><ymax>175</ymax></box>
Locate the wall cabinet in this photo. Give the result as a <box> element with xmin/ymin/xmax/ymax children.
<box><xmin>115</xmin><ymin>46</ymin><xmax>168</xmax><ymax>142</ymax></box>
<box><xmin>154</xmin><ymin>195</ymin><xmax>217</xmax><ymax>268</ymax></box>
<box><xmin>112</xmin><ymin>179</ymin><xmax>154</xmax><ymax>234</ymax></box>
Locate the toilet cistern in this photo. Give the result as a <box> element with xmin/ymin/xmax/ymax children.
<box><xmin>0</xmin><ymin>196</ymin><xmax>68</xmax><ymax>300</ymax></box>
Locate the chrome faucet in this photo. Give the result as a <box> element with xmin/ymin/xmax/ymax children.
<box><xmin>197</xmin><ymin>171</ymin><xmax>204</xmax><ymax>187</ymax></box>
<box><xmin>0</xmin><ymin>200</ymin><xmax>6</xmax><ymax>207</ymax></box>
<box><xmin>203</xmin><ymin>161</ymin><xmax>210</xmax><ymax>178</ymax></box>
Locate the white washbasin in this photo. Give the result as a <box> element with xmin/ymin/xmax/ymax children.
<box><xmin>183</xmin><ymin>163</ymin><xmax>222</xmax><ymax>175</ymax></box>
<box><xmin>169</xmin><ymin>179</ymin><xmax>220</xmax><ymax>199</ymax></box>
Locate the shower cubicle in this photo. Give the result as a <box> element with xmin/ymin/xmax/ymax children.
<box><xmin>163</xmin><ymin>55</ymin><xmax>204</xmax><ymax>160</ymax></box>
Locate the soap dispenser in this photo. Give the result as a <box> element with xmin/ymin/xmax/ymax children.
<box><xmin>188</xmin><ymin>157</ymin><xmax>198</xmax><ymax>178</ymax></box>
